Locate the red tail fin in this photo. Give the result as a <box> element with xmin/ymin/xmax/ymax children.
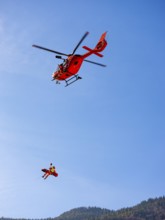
<box><xmin>94</xmin><ymin>32</ymin><xmax>107</xmax><ymax>52</ymax></box>
<box><xmin>83</xmin><ymin>32</ymin><xmax>107</xmax><ymax>57</ymax></box>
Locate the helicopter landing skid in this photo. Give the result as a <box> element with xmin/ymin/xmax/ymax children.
<box><xmin>65</xmin><ymin>75</ymin><xmax>82</xmax><ymax>87</ymax></box>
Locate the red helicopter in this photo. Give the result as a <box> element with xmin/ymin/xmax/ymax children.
<box><xmin>32</xmin><ymin>32</ymin><xmax>107</xmax><ymax>86</ymax></box>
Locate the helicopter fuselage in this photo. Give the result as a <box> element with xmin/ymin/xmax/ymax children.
<box><xmin>53</xmin><ymin>55</ymin><xmax>84</xmax><ymax>81</ymax></box>
<box><xmin>33</xmin><ymin>31</ymin><xmax>107</xmax><ymax>86</ymax></box>
<box><xmin>52</xmin><ymin>52</ymin><xmax>92</xmax><ymax>81</ymax></box>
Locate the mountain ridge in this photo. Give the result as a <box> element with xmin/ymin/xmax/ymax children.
<box><xmin>1</xmin><ymin>196</ymin><xmax>165</xmax><ymax>220</ymax></box>
<box><xmin>53</xmin><ymin>196</ymin><xmax>165</xmax><ymax>220</ymax></box>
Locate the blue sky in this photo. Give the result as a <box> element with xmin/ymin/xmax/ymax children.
<box><xmin>0</xmin><ymin>0</ymin><xmax>165</xmax><ymax>218</ymax></box>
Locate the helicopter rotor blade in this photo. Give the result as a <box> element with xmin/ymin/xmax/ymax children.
<box><xmin>84</xmin><ymin>59</ymin><xmax>106</xmax><ymax>67</ymax></box>
<box><xmin>32</xmin><ymin>44</ymin><xmax>68</xmax><ymax>56</ymax></box>
<box><xmin>72</xmin><ymin>32</ymin><xmax>89</xmax><ymax>55</ymax></box>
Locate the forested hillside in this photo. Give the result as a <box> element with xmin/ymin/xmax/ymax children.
<box><xmin>55</xmin><ymin>207</ymin><xmax>111</xmax><ymax>220</ymax></box>
<box><xmin>111</xmin><ymin>196</ymin><xmax>165</xmax><ymax>219</ymax></box>
<box><xmin>54</xmin><ymin>197</ymin><xmax>165</xmax><ymax>220</ymax></box>
<box><xmin>1</xmin><ymin>196</ymin><xmax>165</xmax><ymax>220</ymax></box>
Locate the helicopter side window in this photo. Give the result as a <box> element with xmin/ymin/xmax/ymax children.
<box><xmin>57</xmin><ymin>63</ymin><xmax>63</xmax><ymax>71</ymax></box>
<box><xmin>65</xmin><ymin>59</ymin><xmax>69</xmax><ymax>65</ymax></box>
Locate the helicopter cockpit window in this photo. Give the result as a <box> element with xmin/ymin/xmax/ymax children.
<box><xmin>57</xmin><ymin>63</ymin><xmax>63</xmax><ymax>71</ymax></box>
